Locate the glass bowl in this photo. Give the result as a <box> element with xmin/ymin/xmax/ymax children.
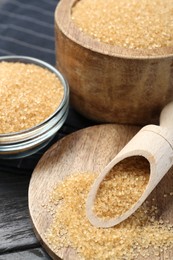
<box><xmin>0</xmin><ymin>56</ymin><xmax>69</xmax><ymax>159</ymax></box>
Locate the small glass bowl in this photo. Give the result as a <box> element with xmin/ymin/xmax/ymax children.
<box><xmin>0</xmin><ymin>56</ymin><xmax>69</xmax><ymax>159</ymax></box>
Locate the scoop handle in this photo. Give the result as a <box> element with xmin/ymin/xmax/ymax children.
<box><xmin>160</xmin><ymin>102</ymin><xmax>173</xmax><ymax>130</ymax></box>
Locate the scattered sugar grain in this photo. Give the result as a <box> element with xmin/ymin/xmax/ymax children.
<box><xmin>45</xmin><ymin>157</ymin><xmax>173</xmax><ymax>259</ymax></box>
<box><xmin>72</xmin><ymin>0</ymin><xmax>173</xmax><ymax>49</ymax></box>
<box><xmin>0</xmin><ymin>62</ymin><xmax>64</xmax><ymax>134</ymax></box>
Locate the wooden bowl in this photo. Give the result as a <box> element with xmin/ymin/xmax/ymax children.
<box><xmin>55</xmin><ymin>0</ymin><xmax>173</xmax><ymax>125</ymax></box>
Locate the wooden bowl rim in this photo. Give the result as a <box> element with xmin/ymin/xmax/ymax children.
<box><xmin>55</xmin><ymin>0</ymin><xmax>173</xmax><ymax>60</ymax></box>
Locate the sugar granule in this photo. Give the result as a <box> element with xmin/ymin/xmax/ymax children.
<box><xmin>0</xmin><ymin>62</ymin><xmax>64</xmax><ymax>134</ymax></box>
<box><xmin>72</xmin><ymin>0</ymin><xmax>173</xmax><ymax>49</ymax></box>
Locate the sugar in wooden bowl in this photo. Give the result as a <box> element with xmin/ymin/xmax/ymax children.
<box><xmin>55</xmin><ymin>0</ymin><xmax>173</xmax><ymax>125</ymax></box>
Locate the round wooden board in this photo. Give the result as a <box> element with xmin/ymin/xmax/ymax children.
<box><xmin>29</xmin><ymin>124</ymin><xmax>173</xmax><ymax>260</ymax></box>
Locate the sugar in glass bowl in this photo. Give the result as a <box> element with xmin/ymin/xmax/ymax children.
<box><xmin>0</xmin><ymin>56</ymin><xmax>69</xmax><ymax>159</ymax></box>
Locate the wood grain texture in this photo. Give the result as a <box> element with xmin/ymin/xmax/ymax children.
<box><xmin>55</xmin><ymin>0</ymin><xmax>173</xmax><ymax>125</ymax></box>
<box><xmin>0</xmin><ymin>169</ymin><xmax>52</xmax><ymax>259</ymax></box>
<box><xmin>29</xmin><ymin>124</ymin><xmax>173</xmax><ymax>259</ymax></box>
<box><xmin>0</xmin><ymin>248</ymin><xmax>51</xmax><ymax>260</ymax></box>
<box><xmin>0</xmin><ymin>170</ymin><xmax>39</xmax><ymax>252</ymax></box>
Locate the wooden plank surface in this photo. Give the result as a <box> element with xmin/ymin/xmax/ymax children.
<box><xmin>0</xmin><ymin>169</ymin><xmax>52</xmax><ymax>259</ymax></box>
<box><xmin>0</xmin><ymin>248</ymin><xmax>51</xmax><ymax>260</ymax></box>
<box><xmin>0</xmin><ymin>169</ymin><xmax>38</xmax><ymax>252</ymax></box>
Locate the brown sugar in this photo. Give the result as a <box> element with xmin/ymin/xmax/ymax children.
<box><xmin>72</xmin><ymin>0</ymin><xmax>173</xmax><ymax>49</ymax></box>
<box><xmin>0</xmin><ymin>62</ymin><xmax>64</xmax><ymax>134</ymax></box>
<box><xmin>45</xmin><ymin>157</ymin><xmax>173</xmax><ymax>259</ymax></box>
<box><xmin>94</xmin><ymin>157</ymin><xmax>150</xmax><ymax>219</ymax></box>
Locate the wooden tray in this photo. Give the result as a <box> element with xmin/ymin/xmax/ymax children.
<box><xmin>29</xmin><ymin>124</ymin><xmax>173</xmax><ymax>259</ymax></box>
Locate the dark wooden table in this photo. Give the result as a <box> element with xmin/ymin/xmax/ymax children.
<box><xmin>0</xmin><ymin>1</ymin><xmax>94</xmax><ymax>258</ymax></box>
<box><xmin>0</xmin><ymin>166</ymin><xmax>50</xmax><ymax>260</ymax></box>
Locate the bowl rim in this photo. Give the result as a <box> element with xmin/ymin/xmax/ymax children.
<box><xmin>55</xmin><ymin>0</ymin><xmax>173</xmax><ymax>60</ymax></box>
<box><xmin>0</xmin><ymin>55</ymin><xmax>69</xmax><ymax>138</ymax></box>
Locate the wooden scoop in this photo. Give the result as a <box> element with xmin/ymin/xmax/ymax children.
<box><xmin>86</xmin><ymin>102</ymin><xmax>173</xmax><ymax>228</ymax></box>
